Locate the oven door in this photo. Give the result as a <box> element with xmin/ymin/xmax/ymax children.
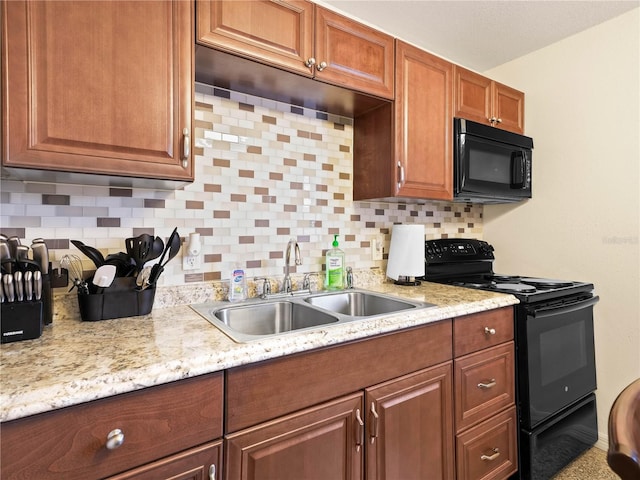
<box><xmin>518</xmin><ymin>294</ymin><xmax>599</xmax><ymax>429</ymax></box>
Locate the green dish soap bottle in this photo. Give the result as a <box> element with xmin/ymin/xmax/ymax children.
<box><xmin>325</xmin><ymin>234</ymin><xmax>345</xmax><ymax>290</ymax></box>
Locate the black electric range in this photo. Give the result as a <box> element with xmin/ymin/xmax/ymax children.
<box><xmin>422</xmin><ymin>238</ymin><xmax>599</xmax><ymax>480</ymax></box>
<box><xmin>423</xmin><ymin>238</ymin><xmax>594</xmax><ymax>303</ymax></box>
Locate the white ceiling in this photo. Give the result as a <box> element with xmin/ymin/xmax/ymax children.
<box><xmin>321</xmin><ymin>0</ymin><xmax>639</xmax><ymax>71</ymax></box>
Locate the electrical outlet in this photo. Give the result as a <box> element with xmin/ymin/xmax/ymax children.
<box><xmin>182</xmin><ymin>252</ymin><xmax>201</xmax><ymax>271</ymax></box>
<box><xmin>371</xmin><ymin>238</ymin><xmax>383</xmax><ymax>261</ymax></box>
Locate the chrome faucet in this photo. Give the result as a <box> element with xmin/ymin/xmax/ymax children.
<box><xmin>282</xmin><ymin>238</ymin><xmax>302</xmax><ymax>293</ymax></box>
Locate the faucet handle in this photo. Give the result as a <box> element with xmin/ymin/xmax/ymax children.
<box><xmin>346</xmin><ymin>267</ymin><xmax>354</xmax><ymax>289</ymax></box>
<box><xmin>254</xmin><ymin>277</ymin><xmax>272</xmax><ymax>297</ymax></box>
<box><xmin>303</xmin><ymin>272</ymin><xmax>319</xmax><ymax>291</ymax></box>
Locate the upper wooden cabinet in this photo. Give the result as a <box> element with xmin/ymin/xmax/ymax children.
<box><xmin>1</xmin><ymin>1</ymin><xmax>194</xmax><ymax>184</ymax></box>
<box><xmin>196</xmin><ymin>0</ymin><xmax>394</xmax><ymax>99</ymax></box>
<box><xmin>354</xmin><ymin>40</ymin><xmax>453</xmax><ymax>202</ymax></box>
<box><xmin>454</xmin><ymin>66</ymin><xmax>525</xmax><ymax>134</ymax></box>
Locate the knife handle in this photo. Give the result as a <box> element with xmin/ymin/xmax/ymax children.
<box><xmin>34</xmin><ymin>270</ymin><xmax>42</xmax><ymax>301</ymax></box>
<box><xmin>4</xmin><ymin>274</ymin><xmax>14</xmax><ymax>302</ymax></box>
<box><xmin>24</xmin><ymin>271</ymin><xmax>33</xmax><ymax>301</ymax></box>
<box><xmin>14</xmin><ymin>271</ymin><xmax>23</xmax><ymax>302</ymax></box>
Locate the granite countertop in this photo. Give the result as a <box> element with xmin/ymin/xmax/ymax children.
<box><xmin>0</xmin><ymin>281</ymin><xmax>518</xmax><ymax>423</ymax></box>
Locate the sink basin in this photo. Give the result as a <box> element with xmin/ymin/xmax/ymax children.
<box><xmin>191</xmin><ymin>300</ymin><xmax>339</xmax><ymax>342</ymax></box>
<box><xmin>304</xmin><ymin>290</ymin><xmax>432</xmax><ymax>317</ymax></box>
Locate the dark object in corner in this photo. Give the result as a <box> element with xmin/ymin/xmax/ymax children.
<box><xmin>607</xmin><ymin>377</ymin><xmax>640</xmax><ymax>480</ymax></box>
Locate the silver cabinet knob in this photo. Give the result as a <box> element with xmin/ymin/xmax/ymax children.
<box><xmin>484</xmin><ymin>326</ymin><xmax>496</xmax><ymax>335</ymax></box>
<box><xmin>316</xmin><ymin>61</ymin><xmax>327</xmax><ymax>72</ymax></box>
<box><xmin>106</xmin><ymin>428</ymin><xmax>125</xmax><ymax>450</ymax></box>
<box><xmin>304</xmin><ymin>57</ymin><xmax>316</xmax><ymax>68</ymax></box>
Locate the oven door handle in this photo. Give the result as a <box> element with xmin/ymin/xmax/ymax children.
<box><xmin>530</xmin><ymin>295</ymin><xmax>599</xmax><ymax>318</ymax></box>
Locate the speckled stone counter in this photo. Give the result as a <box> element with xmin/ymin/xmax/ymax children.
<box><xmin>0</xmin><ymin>279</ymin><xmax>518</xmax><ymax>423</ymax></box>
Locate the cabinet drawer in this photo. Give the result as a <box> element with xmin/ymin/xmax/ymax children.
<box><xmin>453</xmin><ymin>307</ymin><xmax>513</xmax><ymax>357</ymax></box>
<box><xmin>226</xmin><ymin>320</ymin><xmax>452</xmax><ymax>432</ymax></box>
<box><xmin>455</xmin><ymin>342</ymin><xmax>515</xmax><ymax>432</ymax></box>
<box><xmin>1</xmin><ymin>373</ymin><xmax>223</xmax><ymax>480</ymax></box>
<box><xmin>456</xmin><ymin>406</ymin><xmax>518</xmax><ymax>480</ymax></box>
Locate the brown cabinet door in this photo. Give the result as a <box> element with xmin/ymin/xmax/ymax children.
<box><xmin>395</xmin><ymin>40</ymin><xmax>454</xmax><ymax>200</ymax></box>
<box><xmin>106</xmin><ymin>441</ymin><xmax>223</xmax><ymax>480</ymax></box>
<box><xmin>493</xmin><ymin>82</ymin><xmax>525</xmax><ymax>134</ymax></box>
<box><xmin>456</xmin><ymin>406</ymin><xmax>518</xmax><ymax>480</ymax></box>
<box><xmin>314</xmin><ymin>7</ymin><xmax>394</xmax><ymax>99</ymax></box>
<box><xmin>225</xmin><ymin>393</ymin><xmax>363</xmax><ymax>480</ymax></box>
<box><xmin>454</xmin><ymin>66</ymin><xmax>492</xmax><ymax>126</ymax></box>
<box><xmin>196</xmin><ymin>0</ymin><xmax>314</xmax><ymax>77</ymax></box>
<box><xmin>366</xmin><ymin>362</ymin><xmax>455</xmax><ymax>480</ymax></box>
<box><xmin>2</xmin><ymin>1</ymin><xmax>193</xmax><ymax>181</ymax></box>
<box><xmin>454</xmin><ymin>66</ymin><xmax>525</xmax><ymax>134</ymax></box>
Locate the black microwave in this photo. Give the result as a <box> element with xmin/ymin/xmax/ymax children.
<box><xmin>453</xmin><ymin>118</ymin><xmax>534</xmax><ymax>204</ymax></box>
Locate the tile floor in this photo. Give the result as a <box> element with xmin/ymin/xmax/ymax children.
<box><xmin>552</xmin><ymin>447</ymin><xmax>620</xmax><ymax>479</ymax></box>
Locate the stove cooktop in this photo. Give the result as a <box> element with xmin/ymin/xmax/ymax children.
<box><xmin>445</xmin><ymin>274</ymin><xmax>593</xmax><ymax>303</ymax></box>
<box><xmin>423</xmin><ymin>239</ymin><xmax>594</xmax><ymax>303</ymax></box>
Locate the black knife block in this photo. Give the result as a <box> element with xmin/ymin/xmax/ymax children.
<box><xmin>1</xmin><ymin>301</ymin><xmax>43</xmax><ymax>343</ymax></box>
<box><xmin>77</xmin><ymin>277</ymin><xmax>155</xmax><ymax>321</ymax></box>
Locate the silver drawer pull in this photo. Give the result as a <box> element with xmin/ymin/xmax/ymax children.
<box><xmin>481</xmin><ymin>448</ymin><xmax>500</xmax><ymax>461</ymax></box>
<box><xmin>106</xmin><ymin>428</ymin><xmax>125</xmax><ymax>450</ymax></box>
<box><xmin>477</xmin><ymin>379</ymin><xmax>497</xmax><ymax>389</ymax></box>
<box><xmin>484</xmin><ymin>327</ymin><xmax>496</xmax><ymax>335</ymax></box>
<box><xmin>209</xmin><ymin>464</ymin><xmax>216</xmax><ymax>480</ymax></box>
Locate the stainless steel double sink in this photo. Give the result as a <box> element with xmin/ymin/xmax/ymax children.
<box><xmin>191</xmin><ymin>289</ymin><xmax>435</xmax><ymax>343</ymax></box>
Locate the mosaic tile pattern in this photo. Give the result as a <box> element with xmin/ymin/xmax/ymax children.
<box><xmin>0</xmin><ymin>84</ymin><xmax>483</xmax><ymax>287</ymax></box>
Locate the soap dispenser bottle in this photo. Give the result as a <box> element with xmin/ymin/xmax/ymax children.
<box><xmin>325</xmin><ymin>234</ymin><xmax>345</xmax><ymax>290</ymax></box>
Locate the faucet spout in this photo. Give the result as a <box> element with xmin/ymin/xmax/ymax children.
<box><xmin>283</xmin><ymin>238</ymin><xmax>302</xmax><ymax>293</ymax></box>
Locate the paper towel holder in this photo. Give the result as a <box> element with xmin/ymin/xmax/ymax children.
<box><xmin>386</xmin><ymin>224</ymin><xmax>425</xmax><ymax>286</ymax></box>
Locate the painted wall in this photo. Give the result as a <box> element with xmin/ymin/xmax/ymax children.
<box><xmin>483</xmin><ymin>8</ymin><xmax>640</xmax><ymax>448</ymax></box>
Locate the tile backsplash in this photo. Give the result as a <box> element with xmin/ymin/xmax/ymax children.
<box><xmin>0</xmin><ymin>84</ymin><xmax>483</xmax><ymax>288</ymax></box>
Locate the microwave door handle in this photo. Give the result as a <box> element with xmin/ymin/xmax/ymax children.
<box><xmin>511</xmin><ymin>151</ymin><xmax>526</xmax><ymax>188</ymax></box>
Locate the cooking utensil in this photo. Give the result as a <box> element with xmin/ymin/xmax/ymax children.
<box><xmin>136</xmin><ymin>266</ymin><xmax>152</xmax><ymax>290</ymax></box>
<box><xmin>31</xmin><ymin>241</ymin><xmax>49</xmax><ymax>274</ymax></box>
<box><xmin>34</xmin><ymin>270</ymin><xmax>42</xmax><ymax>300</ymax></box>
<box><xmin>125</xmin><ymin>234</ymin><xmax>159</xmax><ymax>272</ymax></box>
<box><xmin>104</xmin><ymin>252</ymin><xmax>137</xmax><ymax>277</ymax></box>
<box><xmin>24</xmin><ymin>270</ymin><xmax>33</xmax><ymax>301</ymax></box>
<box><xmin>93</xmin><ymin>264</ymin><xmax>117</xmax><ymax>293</ymax></box>
<box><xmin>148</xmin><ymin>228</ymin><xmax>180</xmax><ymax>285</ymax></box>
<box><xmin>71</xmin><ymin>240</ymin><xmax>104</xmax><ymax>268</ymax></box>
<box><xmin>61</xmin><ymin>254</ymin><xmax>88</xmax><ymax>294</ymax></box>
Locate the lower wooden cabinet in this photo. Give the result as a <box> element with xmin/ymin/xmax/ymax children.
<box><xmin>226</xmin><ymin>393</ymin><xmax>364</xmax><ymax>480</ymax></box>
<box><xmin>453</xmin><ymin>308</ymin><xmax>518</xmax><ymax>480</ymax></box>
<box><xmin>366</xmin><ymin>363</ymin><xmax>455</xmax><ymax>480</ymax></box>
<box><xmin>0</xmin><ymin>373</ymin><xmax>223</xmax><ymax>480</ymax></box>
<box><xmin>456</xmin><ymin>407</ymin><xmax>518</xmax><ymax>480</ymax></box>
<box><xmin>106</xmin><ymin>441</ymin><xmax>223</xmax><ymax>480</ymax></box>
<box><xmin>225</xmin><ymin>362</ymin><xmax>455</xmax><ymax>480</ymax></box>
